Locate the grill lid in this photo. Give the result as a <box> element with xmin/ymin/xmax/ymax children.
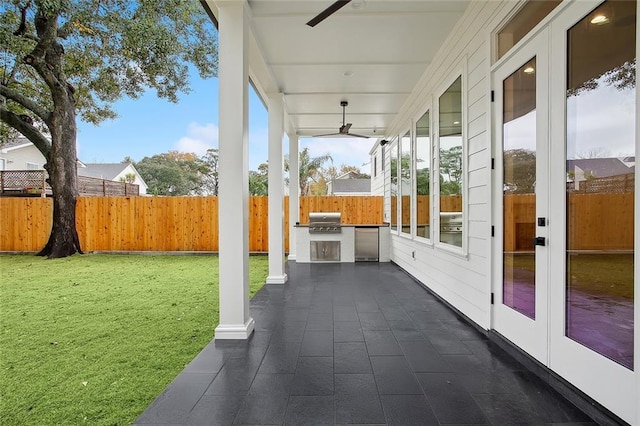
<box><xmin>309</xmin><ymin>212</ymin><xmax>341</xmax><ymax>233</ymax></box>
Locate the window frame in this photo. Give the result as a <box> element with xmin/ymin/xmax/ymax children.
<box><xmin>399</xmin><ymin>126</ymin><xmax>413</xmax><ymax>238</ymax></box>
<box><xmin>388</xmin><ymin>136</ymin><xmax>400</xmax><ymax>234</ymax></box>
<box><xmin>373</xmin><ymin>155</ymin><xmax>377</xmax><ymax>178</ymax></box>
<box><xmin>413</xmin><ymin>103</ymin><xmax>433</xmax><ymax>245</ymax></box>
<box><xmin>434</xmin><ymin>68</ymin><xmax>468</xmax><ymax>256</ymax></box>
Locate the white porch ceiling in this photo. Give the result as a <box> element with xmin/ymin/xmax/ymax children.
<box><xmin>213</xmin><ymin>0</ymin><xmax>471</xmax><ymax>138</ymax></box>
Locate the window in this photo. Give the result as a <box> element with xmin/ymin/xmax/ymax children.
<box><xmin>381</xmin><ymin>147</ymin><xmax>385</xmax><ymax>170</ymax></box>
<box><xmin>415</xmin><ymin>111</ymin><xmax>431</xmax><ymax>240</ymax></box>
<box><xmin>0</xmin><ymin>158</ymin><xmax>5</xmax><ymax>171</ymax></box>
<box><xmin>565</xmin><ymin>0</ymin><xmax>635</xmax><ymax>370</ymax></box>
<box><xmin>389</xmin><ymin>138</ymin><xmax>399</xmax><ymax>232</ymax></box>
<box><xmin>498</xmin><ymin>0</ymin><xmax>561</xmax><ymax>59</ymax></box>
<box><xmin>400</xmin><ymin>130</ymin><xmax>412</xmax><ymax>236</ymax></box>
<box><xmin>438</xmin><ymin>76</ymin><xmax>463</xmax><ymax>248</ymax></box>
<box><xmin>373</xmin><ymin>155</ymin><xmax>377</xmax><ymax>178</ymax></box>
<box><xmin>26</xmin><ymin>162</ymin><xmax>40</xmax><ymax>170</ymax></box>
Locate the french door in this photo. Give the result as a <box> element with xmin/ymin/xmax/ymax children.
<box><xmin>493</xmin><ymin>1</ymin><xmax>637</xmax><ymax>422</ymax></box>
<box><xmin>492</xmin><ymin>28</ymin><xmax>550</xmax><ymax>364</ymax></box>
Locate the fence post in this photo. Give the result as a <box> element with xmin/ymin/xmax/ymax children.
<box><xmin>1</xmin><ymin>171</ymin><xmax>4</xmax><ymax>194</ymax></box>
<box><xmin>103</xmin><ymin>179</ymin><xmax>106</xmax><ymax>196</ymax></box>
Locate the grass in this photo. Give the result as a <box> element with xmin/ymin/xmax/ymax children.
<box><xmin>0</xmin><ymin>254</ymin><xmax>268</xmax><ymax>425</ymax></box>
<box><xmin>507</xmin><ymin>252</ymin><xmax>633</xmax><ymax>299</ymax></box>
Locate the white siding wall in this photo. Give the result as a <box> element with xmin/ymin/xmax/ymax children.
<box><xmin>1</xmin><ymin>145</ymin><xmax>46</xmax><ymax>170</ymax></box>
<box><xmin>383</xmin><ymin>143</ymin><xmax>391</xmax><ymax>223</ymax></box>
<box><xmin>385</xmin><ymin>1</ymin><xmax>512</xmax><ymax>329</ymax></box>
<box><xmin>114</xmin><ymin>164</ymin><xmax>149</xmax><ymax>195</ymax></box>
<box><xmin>370</xmin><ymin>145</ymin><xmax>385</xmax><ymax>196</ymax></box>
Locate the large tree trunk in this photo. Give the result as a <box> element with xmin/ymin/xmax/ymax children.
<box><xmin>37</xmin><ymin>94</ymin><xmax>82</xmax><ymax>258</ymax></box>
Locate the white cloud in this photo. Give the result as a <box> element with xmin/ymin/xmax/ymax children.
<box><xmin>175</xmin><ymin>122</ymin><xmax>218</xmax><ymax>156</ymax></box>
<box><xmin>301</xmin><ymin>137</ymin><xmax>374</xmax><ymax>172</ymax></box>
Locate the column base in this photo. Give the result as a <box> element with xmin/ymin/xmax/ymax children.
<box><xmin>266</xmin><ymin>274</ymin><xmax>288</xmax><ymax>284</ymax></box>
<box><xmin>214</xmin><ymin>317</ymin><xmax>255</xmax><ymax>340</ymax></box>
<box><xmin>287</xmin><ymin>254</ymin><xmax>297</xmax><ymax>261</ymax></box>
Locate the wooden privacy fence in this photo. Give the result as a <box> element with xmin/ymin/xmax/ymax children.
<box><xmin>0</xmin><ymin>170</ymin><xmax>138</xmax><ymax>197</ymax></box>
<box><xmin>503</xmin><ymin>193</ymin><xmax>634</xmax><ymax>251</ymax></box>
<box><xmin>1</xmin><ymin>193</ymin><xmax>632</xmax><ymax>253</ymax></box>
<box><xmin>0</xmin><ymin>196</ymin><xmax>384</xmax><ymax>253</ymax></box>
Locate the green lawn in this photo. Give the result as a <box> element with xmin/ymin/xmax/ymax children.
<box><xmin>0</xmin><ymin>254</ymin><xmax>268</xmax><ymax>425</ymax></box>
<box><xmin>507</xmin><ymin>252</ymin><xmax>633</xmax><ymax>299</ymax></box>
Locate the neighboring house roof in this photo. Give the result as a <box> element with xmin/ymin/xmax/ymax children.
<box><xmin>330</xmin><ymin>178</ymin><xmax>371</xmax><ymax>194</ymax></box>
<box><xmin>1</xmin><ymin>137</ymin><xmax>87</xmax><ymax>167</ymax></box>
<box><xmin>78</xmin><ymin>163</ymin><xmax>132</xmax><ymax>180</ymax></box>
<box><xmin>0</xmin><ymin>136</ymin><xmax>32</xmax><ymax>152</ymax></box>
<box><xmin>567</xmin><ymin>158</ymin><xmax>633</xmax><ymax>178</ymax></box>
<box><xmin>336</xmin><ymin>171</ymin><xmax>361</xmax><ymax>180</ymax></box>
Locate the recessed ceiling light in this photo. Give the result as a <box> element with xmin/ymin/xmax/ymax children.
<box><xmin>453</xmin><ymin>121</ymin><xmax>460</xmax><ymax>125</ymax></box>
<box><xmin>590</xmin><ymin>15</ymin><xmax>609</xmax><ymax>25</ymax></box>
<box><xmin>351</xmin><ymin>0</ymin><xmax>365</xmax><ymax>10</ymax></box>
<box><xmin>343</xmin><ymin>71</ymin><xmax>353</xmax><ymax>77</ymax></box>
<box><xmin>523</xmin><ymin>66</ymin><xmax>535</xmax><ymax>74</ymax></box>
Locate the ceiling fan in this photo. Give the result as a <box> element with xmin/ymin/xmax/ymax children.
<box><xmin>313</xmin><ymin>101</ymin><xmax>369</xmax><ymax>139</ymax></box>
<box><xmin>306</xmin><ymin>0</ymin><xmax>352</xmax><ymax>27</ymax></box>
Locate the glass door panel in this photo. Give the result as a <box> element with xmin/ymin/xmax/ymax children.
<box><xmin>565</xmin><ymin>0</ymin><xmax>635</xmax><ymax>370</ymax></box>
<box><xmin>492</xmin><ymin>28</ymin><xmax>549</xmax><ymax>364</ymax></box>
<box><xmin>503</xmin><ymin>58</ymin><xmax>537</xmax><ymax>320</ymax></box>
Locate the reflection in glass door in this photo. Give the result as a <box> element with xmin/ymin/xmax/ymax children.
<box><xmin>492</xmin><ymin>28</ymin><xmax>549</xmax><ymax>364</ymax></box>
<box><xmin>565</xmin><ymin>0</ymin><xmax>635</xmax><ymax>370</ymax></box>
<box><xmin>503</xmin><ymin>58</ymin><xmax>537</xmax><ymax>320</ymax></box>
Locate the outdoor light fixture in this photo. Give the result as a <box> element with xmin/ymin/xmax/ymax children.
<box><xmin>380</xmin><ymin>139</ymin><xmax>389</xmax><ymax>146</ymax></box>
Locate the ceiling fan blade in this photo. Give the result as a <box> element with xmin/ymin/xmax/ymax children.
<box><xmin>312</xmin><ymin>132</ymin><xmax>342</xmax><ymax>138</ymax></box>
<box><xmin>306</xmin><ymin>0</ymin><xmax>351</xmax><ymax>27</ymax></box>
<box><xmin>346</xmin><ymin>132</ymin><xmax>371</xmax><ymax>139</ymax></box>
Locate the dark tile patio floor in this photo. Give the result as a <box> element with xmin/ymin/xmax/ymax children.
<box><xmin>136</xmin><ymin>262</ymin><xmax>597</xmax><ymax>425</ymax></box>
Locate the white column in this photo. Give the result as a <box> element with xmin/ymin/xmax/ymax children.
<box><xmin>266</xmin><ymin>93</ymin><xmax>288</xmax><ymax>284</ymax></box>
<box><xmin>214</xmin><ymin>0</ymin><xmax>254</xmax><ymax>340</ymax></box>
<box><xmin>288</xmin><ymin>133</ymin><xmax>299</xmax><ymax>261</ymax></box>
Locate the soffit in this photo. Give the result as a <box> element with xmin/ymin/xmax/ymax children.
<box><xmin>245</xmin><ymin>0</ymin><xmax>470</xmax><ymax>138</ymax></box>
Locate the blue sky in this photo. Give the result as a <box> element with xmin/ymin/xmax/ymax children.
<box><xmin>76</xmin><ymin>70</ymin><xmax>374</xmax><ymax>173</ymax></box>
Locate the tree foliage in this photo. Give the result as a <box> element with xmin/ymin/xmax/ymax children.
<box><xmin>439</xmin><ymin>145</ymin><xmax>462</xmax><ymax>195</ymax></box>
<box><xmin>0</xmin><ymin>0</ymin><xmax>217</xmax><ymax>257</ymax></box>
<box><xmin>200</xmin><ymin>148</ymin><xmax>219</xmax><ymax>195</ymax></box>
<box><xmin>248</xmin><ymin>162</ymin><xmax>268</xmax><ymax>196</ymax></box>
<box><xmin>298</xmin><ymin>147</ymin><xmax>332</xmax><ymax>196</ymax></box>
<box><xmin>134</xmin><ymin>151</ymin><xmax>206</xmax><ymax>196</ymax></box>
<box><xmin>503</xmin><ymin>149</ymin><xmax>536</xmax><ymax>194</ymax></box>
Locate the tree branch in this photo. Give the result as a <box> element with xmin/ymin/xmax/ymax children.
<box><xmin>0</xmin><ymin>107</ymin><xmax>51</xmax><ymax>159</ymax></box>
<box><xmin>0</xmin><ymin>84</ymin><xmax>51</xmax><ymax>123</ymax></box>
<box><xmin>57</xmin><ymin>21</ymin><xmax>73</xmax><ymax>39</ymax></box>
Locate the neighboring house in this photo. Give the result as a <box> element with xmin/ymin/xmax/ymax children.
<box><xmin>326</xmin><ymin>172</ymin><xmax>371</xmax><ymax>195</ymax></box>
<box><xmin>78</xmin><ymin>163</ymin><xmax>148</xmax><ymax>195</ymax></box>
<box><xmin>567</xmin><ymin>158</ymin><xmax>635</xmax><ymax>191</ymax></box>
<box><xmin>567</xmin><ymin>158</ymin><xmax>634</xmax><ymax>179</ymax></box>
<box><xmin>0</xmin><ymin>137</ymin><xmax>47</xmax><ymax>171</ymax></box>
<box><xmin>0</xmin><ymin>137</ymin><xmax>147</xmax><ymax>194</ymax></box>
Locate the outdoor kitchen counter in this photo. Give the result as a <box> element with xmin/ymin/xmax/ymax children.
<box><xmin>294</xmin><ymin>224</ymin><xmax>390</xmax><ymax>263</ymax></box>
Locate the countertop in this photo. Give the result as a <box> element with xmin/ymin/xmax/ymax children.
<box><xmin>294</xmin><ymin>223</ymin><xmax>389</xmax><ymax>228</ymax></box>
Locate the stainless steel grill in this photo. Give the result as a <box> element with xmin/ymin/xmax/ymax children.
<box><xmin>440</xmin><ymin>212</ymin><xmax>462</xmax><ymax>245</ymax></box>
<box><xmin>309</xmin><ymin>212</ymin><xmax>342</xmax><ymax>234</ymax></box>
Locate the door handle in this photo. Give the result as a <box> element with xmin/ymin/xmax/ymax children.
<box><xmin>532</xmin><ymin>237</ymin><xmax>546</xmax><ymax>247</ymax></box>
